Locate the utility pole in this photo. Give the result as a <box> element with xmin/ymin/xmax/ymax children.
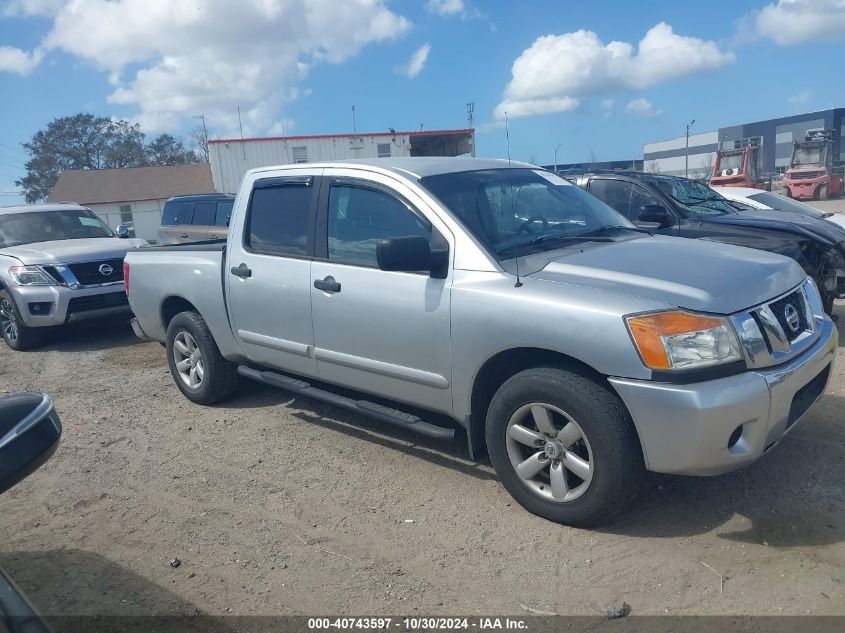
<box><xmin>237</xmin><ymin>106</ymin><xmax>246</xmax><ymax>160</ymax></box>
<box><xmin>554</xmin><ymin>143</ymin><xmax>563</xmax><ymax>172</ymax></box>
<box><xmin>352</xmin><ymin>105</ymin><xmax>357</xmax><ymax>136</ymax></box>
<box><xmin>467</xmin><ymin>102</ymin><xmax>475</xmax><ymax>157</ymax></box>
<box><xmin>685</xmin><ymin>119</ymin><xmax>696</xmax><ymax>178</ymax></box>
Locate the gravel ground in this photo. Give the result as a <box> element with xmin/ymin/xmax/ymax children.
<box><xmin>0</xmin><ymin>307</ymin><xmax>844</xmax><ymax>619</ymax></box>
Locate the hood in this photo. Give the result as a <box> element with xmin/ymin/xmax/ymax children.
<box><xmin>706</xmin><ymin>209</ymin><xmax>845</xmax><ymax>247</ymax></box>
<box><xmin>0</xmin><ymin>237</ymin><xmax>148</xmax><ymax>265</ymax></box>
<box><xmin>529</xmin><ymin>235</ymin><xmax>806</xmax><ymax>314</ymax></box>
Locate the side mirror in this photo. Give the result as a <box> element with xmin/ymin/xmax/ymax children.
<box><xmin>637</xmin><ymin>204</ymin><xmax>674</xmax><ymax>228</ymax></box>
<box><xmin>376</xmin><ymin>236</ymin><xmax>448</xmax><ymax>279</ymax></box>
<box><xmin>116</xmin><ymin>224</ymin><xmax>130</xmax><ymax>239</ymax></box>
<box><xmin>0</xmin><ymin>393</ymin><xmax>62</xmax><ymax>495</ymax></box>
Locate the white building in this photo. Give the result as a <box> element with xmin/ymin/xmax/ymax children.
<box><xmin>643</xmin><ymin>131</ymin><xmax>718</xmax><ymax>177</ymax></box>
<box><xmin>48</xmin><ymin>164</ymin><xmax>215</xmax><ymax>242</ymax></box>
<box><xmin>209</xmin><ymin>128</ymin><xmax>475</xmax><ymax>193</ymax></box>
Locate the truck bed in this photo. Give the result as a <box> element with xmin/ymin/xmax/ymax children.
<box><xmin>124</xmin><ymin>241</ymin><xmax>243</xmax><ymax>360</ymax></box>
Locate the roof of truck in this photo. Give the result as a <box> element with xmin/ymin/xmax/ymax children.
<box><xmin>0</xmin><ymin>203</ymin><xmax>88</xmax><ymax>216</ymax></box>
<box><xmin>254</xmin><ymin>157</ymin><xmax>536</xmax><ymax>179</ymax></box>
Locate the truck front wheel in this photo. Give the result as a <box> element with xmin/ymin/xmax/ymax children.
<box><xmin>818</xmin><ymin>184</ymin><xmax>829</xmax><ymax>201</ymax></box>
<box><xmin>0</xmin><ymin>290</ymin><xmax>42</xmax><ymax>351</ymax></box>
<box><xmin>486</xmin><ymin>366</ymin><xmax>644</xmax><ymax>527</ymax></box>
<box><xmin>166</xmin><ymin>311</ymin><xmax>239</xmax><ymax>404</ymax></box>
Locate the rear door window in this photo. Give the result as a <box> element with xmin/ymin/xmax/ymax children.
<box><xmin>246</xmin><ymin>181</ymin><xmax>314</xmax><ymax>256</ymax></box>
<box><xmin>162</xmin><ymin>202</ymin><xmax>183</xmax><ymax>225</ymax></box>
<box><xmin>192</xmin><ymin>201</ymin><xmax>216</xmax><ymax>226</ymax></box>
<box><xmin>215</xmin><ymin>201</ymin><xmax>234</xmax><ymax>226</ymax></box>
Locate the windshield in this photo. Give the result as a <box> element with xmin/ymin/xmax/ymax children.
<box><xmin>793</xmin><ymin>146</ymin><xmax>824</xmax><ymax>167</ymax></box>
<box><xmin>717</xmin><ymin>153</ymin><xmax>743</xmax><ymax>172</ymax></box>
<box><xmin>650</xmin><ymin>177</ymin><xmax>736</xmax><ymax>217</ymax></box>
<box><xmin>420</xmin><ymin>168</ymin><xmax>635</xmax><ymax>260</ymax></box>
<box><xmin>748</xmin><ymin>191</ymin><xmax>826</xmax><ymax>218</ymax></box>
<box><xmin>0</xmin><ymin>209</ymin><xmax>114</xmax><ymax>248</ymax></box>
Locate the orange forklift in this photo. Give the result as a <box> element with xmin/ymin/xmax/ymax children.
<box><xmin>711</xmin><ymin>136</ymin><xmax>766</xmax><ymax>188</ymax></box>
<box><xmin>783</xmin><ymin>129</ymin><xmax>844</xmax><ymax>200</ymax></box>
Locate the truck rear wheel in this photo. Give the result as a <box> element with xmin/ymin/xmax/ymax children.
<box><xmin>486</xmin><ymin>366</ymin><xmax>644</xmax><ymax>527</ymax></box>
<box><xmin>166</xmin><ymin>311</ymin><xmax>238</xmax><ymax>404</ymax></box>
<box><xmin>0</xmin><ymin>290</ymin><xmax>42</xmax><ymax>351</ymax></box>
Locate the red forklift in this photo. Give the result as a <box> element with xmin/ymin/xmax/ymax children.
<box><xmin>783</xmin><ymin>129</ymin><xmax>844</xmax><ymax>200</ymax></box>
<box><xmin>711</xmin><ymin>136</ymin><xmax>766</xmax><ymax>188</ymax></box>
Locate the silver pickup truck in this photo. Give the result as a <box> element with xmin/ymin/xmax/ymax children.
<box><xmin>126</xmin><ymin>158</ymin><xmax>837</xmax><ymax>527</ymax></box>
<box><xmin>0</xmin><ymin>203</ymin><xmax>146</xmax><ymax>350</ymax></box>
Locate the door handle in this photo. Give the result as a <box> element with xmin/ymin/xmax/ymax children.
<box><xmin>179</xmin><ymin>233</ymin><xmax>190</xmax><ymax>239</ymax></box>
<box><xmin>230</xmin><ymin>263</ymin><xmax>252</xmax><ymax>278</ymax></box>
<box><xmin>313</xmin><ymin>276</ymin><xmax>341</xmax><ymax>293</ymax></box>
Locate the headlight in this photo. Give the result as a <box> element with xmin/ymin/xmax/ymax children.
<box><xmin>625</xmin><ymin>311</ymin><xmax>742</xmax><ymax>370</ymax></box>
<box><xmin>8</xmin><ymin>265</ymin><xmax>57</xmax><ymax>286</ymax></box>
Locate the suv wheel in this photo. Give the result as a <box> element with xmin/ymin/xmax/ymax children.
<box><xmin>0</xmin><ymin>290</ymin><xmax>42</xmax><ymax>351</ymax></box>
<box><xmin>166</xmin><ymin>311</ymin><xmax>238</xmax><ymax>404</ymax></box>
<box><xmin>486</xmin><ymin>366</ymin><xmax>644</xmax><ymax>527</ymax></box>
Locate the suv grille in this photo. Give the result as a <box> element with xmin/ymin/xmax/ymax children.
<box><xmin>66</xmin><ymin>258</ymin><xmax>124</xmax><ymax>286</ymax></box>
<box><xmin>67</xmin><ymin>292</ymin><xmax>128</xmax><ymax>314</ymax></box>
<box><xmin>768</xmin><ymin>289</ymin><xmax>808</xmax><ymax>342</ymax></box>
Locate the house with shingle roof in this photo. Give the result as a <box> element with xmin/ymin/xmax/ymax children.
<box><xmin>48</xmin><ymin>163</ymin><xmax>216</xmax><ymax>242</ymax></box>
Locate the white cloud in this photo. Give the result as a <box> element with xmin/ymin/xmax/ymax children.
<box><xmin>788</xmin><ymin>89</ymin><xmax>812</xmax><ymax>105</ymax></box>
<box><xmin>1</xmin><ymin>0</ymin><xmax>64</xmax><ymax>17</ymax></box>
<box><xmin>495</xmin><ymin>22</ymin><xmax>734</xmax><ymax>119</ymax></box>
<box><xmin>425</xmin><ymin>0</ymin><xmax>464</xmax><ymax>16</ymax></box>
<box><xmin>0</xmin><ymin>45</ymin><xmax>43</xmax><ymax>75</ymax></box>
<box><xmin>756</xmin><ymin>0</ymin><xmax>845</xmax><ymax>45</ymax></box>
<box><xmin>395</xmin><ymin>43</ymin><xmax>430</xmax><ymax>78</ymax></box>
<box><xmin>13</xmin><ymin>0</ymin><xmax>410</xmax><ymax>134</ymax></box>
<box><xmin>624</xmin><ymin>97</ymin><xmax>662</xmax><ymax>117</ymax></box>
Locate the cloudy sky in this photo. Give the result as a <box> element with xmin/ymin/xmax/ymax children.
<box><xmin>1</xmin><ymin>0</ymin><xmax>845</xmax><ymax>203</ymax></box>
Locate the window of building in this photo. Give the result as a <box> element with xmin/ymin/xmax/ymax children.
<box><xmin>246</xmin><ymin>183</ymin><xmax>312</xmax><ymax>256</ymax></box>
<box><xmin>292</xmin><ymin>146</ymin><xmax>308</xmax><ymax>163</ymax></box>
<box><xmin>327</xmin><ymin>184</ymin><xmax>430</xmax><ymax>267</ymax></box>
<box><xmin>119</xmin><ymin>204</ymin><xmax>133</xmax><ymax>224</ymax></box>
<box><xmin>377</xmin><ymin>143</ymin><xmax>391</xmax><ymax>158</ymax></box>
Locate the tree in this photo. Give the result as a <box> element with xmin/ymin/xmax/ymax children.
<box><xmin>16</xmin><ymin>114</ymin><xmax>147</xmax><ymax>203</ymax></box>
<box><xmin>189</xmin><ymin>123</ymin><xmax>210</xmax><ymax>163</ymax></box>
<box><xmin>645</xmin><ymin>159</ymin><xmax>661</xmax><ymax>174</ymax></box>
<box><xmin>17</xmin><ymin>113</ymin><xmax>198</xmax><ymax>203</ymax></box>
<box><xmin>146</xmin><ymin>133</ymin><xmax>195</xmax><ymax>166</ymax></box>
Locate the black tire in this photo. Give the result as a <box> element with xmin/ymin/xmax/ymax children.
<box><xmin>0</xmin><ymin>289</ymin><xmax>43</xmax><ymax>351</ymax></box>
<box><xmin>486</xmin><ymin>366</ymin><xmax>644</xmax><ymax>528</ymax></box>
<box><xmin>166</xmin><ymin>311</ymin><xmax>238</xmax><ymax>404</ymax></box>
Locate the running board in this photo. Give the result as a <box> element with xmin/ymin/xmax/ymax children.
<box><xmin>237</xmin><ymin>366</ymin><xmax>456</xmax><ymax>441</ymax></box>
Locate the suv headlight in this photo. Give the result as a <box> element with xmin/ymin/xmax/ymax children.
<box><xmin>8</xmin><ymin>265</ymin><xmax>57</xmax><ymax>286</ymax></box>
<box><xmin>625</xmin><ymin>310</ymin><xmax>742</xmax><ymax>370</ymax></box>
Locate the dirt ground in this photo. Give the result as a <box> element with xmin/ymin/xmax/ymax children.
<box><xmin>0</xmin><ymin>306</ymin><xmax>844</xmax><ymax>619</ymax></box>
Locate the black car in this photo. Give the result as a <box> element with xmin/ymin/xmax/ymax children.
<box><xmin>567</xmin><ymin>171</ymin><xmax>845</xmax><ymax>312</ymax></box>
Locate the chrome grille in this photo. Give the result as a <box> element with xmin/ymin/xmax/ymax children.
<box><xmin>66</xmin><ymin>258</ymin><xmax>124</xmax><ymax>286</ymax></box>
<box><xmin>768</xmin><ymin>290</ymin><xmax>808</xmax><ymax>343</ymax></box>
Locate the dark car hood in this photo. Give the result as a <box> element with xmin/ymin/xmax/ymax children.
<box><xmin>529</xmin><ymin>235</ymin><xmax>806</xmax><ymax>314</ymax></box>
<box><xmin>705</xmin><ymin>209</ymin><xmax>845</xmax><ymax>247</ymax></box>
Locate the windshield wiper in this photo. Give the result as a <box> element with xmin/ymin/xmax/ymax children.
<box><xmin>495</xmin><ymin>233</ymin><xmax>614</xmax><ymax>256</ymax></box>
<box><xmin>583</xmin><ymin>224</ymin><xmax>653</xmax><ymax>236</ymax></box>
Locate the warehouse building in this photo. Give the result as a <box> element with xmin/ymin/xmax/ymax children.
<box><xmin>643</xmin><ymin>108</ymin><xmax>845</xmax><ymax>178</ymax></box>
<box><xmin>209</xmin><ymin>128</ymin><xmax>475</xmax><ymax>193</ymax></box>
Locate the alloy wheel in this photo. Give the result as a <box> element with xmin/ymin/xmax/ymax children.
<box><xmin>173</xmin><ymin>330</ymin><xmax>204</xmax><ymax>389</ymax></box>
<box><xmin>0</xmin><ymin>299</ymin><xmax>18</xmax><ymax>344</ymax></box>
<box><xmin>505</xmin><ymin>402</ymin><xmax>594</xmax><ymax>503</ymax></box>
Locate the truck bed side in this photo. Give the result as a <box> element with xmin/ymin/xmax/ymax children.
<box><xmin>125</xmin><ymin>241</ymin><xmax>244</xmax><ymax>361</ymax></box>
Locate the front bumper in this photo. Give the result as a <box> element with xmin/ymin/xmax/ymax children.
<box><xmin>609</xmin><ymin>317</ymin><xmax>837</xmax><ymax>476</ymax></box>
<box><xmin>11</xmin><ymin>283</ymin><xmax>130</xmax><ymax>327</ymax></box>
